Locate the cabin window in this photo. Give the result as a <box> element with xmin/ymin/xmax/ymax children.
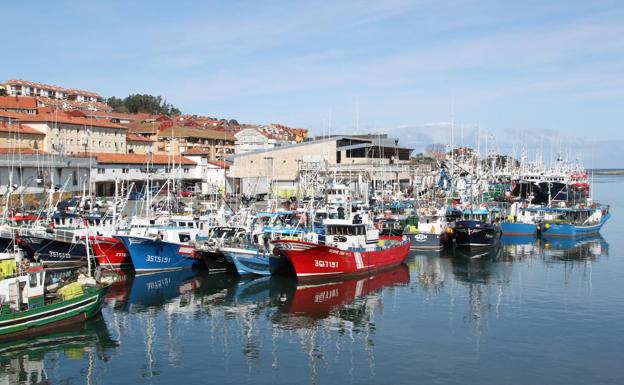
<box><xmin>29</xmin><ymin>273</ymin><xmax>38</xmax><ymax>288</ymax></box>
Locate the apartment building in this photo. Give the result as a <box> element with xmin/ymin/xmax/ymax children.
<box><xmin>0</xmin><ymin>110</ymin><xmax>127</xmax><ymax>155</ymax></box>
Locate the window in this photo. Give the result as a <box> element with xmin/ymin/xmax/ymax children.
<box><xmin>29</xmin><ymin>273</ymin><xmax>38</xmax><ymax>288</ymax></box>
<box><xmin>98</xmin><ymin>168</ymin><xmax>105</xmax><ymax>174</ymax></box>
<box><xmin>122</xmin><ymin>168</ymin><xmax>129</xmax><ymax>174</ymax></box>
<box><xmin>183</xmin><ymin>168</ymin><xmax>189</xmax><ymax>173</ymax></box>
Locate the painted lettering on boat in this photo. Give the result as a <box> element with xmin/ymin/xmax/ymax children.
<box><xmin>314</xmin><ymin>260</ymin><xmax>339</xmax><ymax>268</ymax></box>
<box><xmin>49</xmin><ymin>251</ymin><xmax>72</xmax><ymax>259</ymax></box>
<box><xmin>146</xmin><ymin>255</ymin><xmax>172</xmax><ymax>264</ymax></box>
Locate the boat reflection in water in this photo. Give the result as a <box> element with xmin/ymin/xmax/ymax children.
<box><xmin>108</xmin><ymin>269</ymin><xmax>200</xmax><ymax>312</ymax></box>
<box><xmin>539</xmin><ymin>235</ymin><xmax>609</xmax><ymax>262</ymax></box>
<box><xmin>273</xmin><ymin>264</ymin><xmax>410</xmax><ymax>329</ymax></box>
<box><xmin>0</xmin><ymin>315</ymin><xmax>118</xmax><ymax>385</ymax></box>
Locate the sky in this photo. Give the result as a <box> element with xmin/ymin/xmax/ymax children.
<box><xmin>3</xmin><ymin>0</ymin><xmax>624</xmax><ymax>167</ymax></box>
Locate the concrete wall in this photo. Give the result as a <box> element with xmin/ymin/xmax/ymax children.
<box><xmin>230</xmin><ymin>140</ymin><xmax>337</xmax><ymax>181</ymax></box>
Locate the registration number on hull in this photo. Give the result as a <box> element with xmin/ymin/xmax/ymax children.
<box><xmin>49</xmin><ymin>251</ymin><xmax>72</xmax><ymax>259</ymax></box>
<box><xmin>314</xmin><ymin>260</ymin><xmax>338</xmax><ymax>268</ymax></box>
<box><xmin>146</xmin><ymin>255</ymin><xmax>171</xmax><ymax>264</ymax></box>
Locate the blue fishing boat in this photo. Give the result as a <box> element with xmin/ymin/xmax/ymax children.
<box><xmin>500</xmin><ymin>222</ymin><xmax>538</xmax><ymax>236</ymax></box>
<box><xmin>115</xmin><ymin>235</ymin><xmax>202</xmax><ymax>273</ymax></box>
<box><xmin>540</xmin><ymin>205</ymin><xmax>610</xmax><ymax>237</ymax></box>
<box><xmin>500</xmin><ymin>202</ymin><xmax>545</xmax><ymax>236</ymax></box>
<box><xmin>220</xmin><ymin>247</ymin><xmax>290</xmax><ymax>276</ymax></box>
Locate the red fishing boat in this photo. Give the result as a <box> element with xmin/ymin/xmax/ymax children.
<box><xmin>89</xmin><ymin>236</ymin><xmax>132</xmax><ymax>268</ymax></box>
<box><xmin>273</xmin><ymin>217</ymin><xmax>410</xmax><ymax>279</ymax></box>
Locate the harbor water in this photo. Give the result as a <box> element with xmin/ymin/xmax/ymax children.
<box><xmin>1</xmin><ymin>176</ymin><xmax>622</xmax><ymax>385</ymax></box>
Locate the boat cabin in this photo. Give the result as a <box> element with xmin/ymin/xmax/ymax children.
<box><xmin>0</xmin><ymin>265</ymin><xmax>46</xmax><ymax>313</ymax></box>
<box><xmin>323</xmin><ymin>219</ymin><xmax>379</xmax><ymax>249</ymax></box>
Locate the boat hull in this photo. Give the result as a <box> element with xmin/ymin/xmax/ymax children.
<box><xmin>90</xmin><ymin>236</ymin><xmax>132</xmax><ymax>268</ymax></box>
<box><xmin>0</xmin><ymin>285</ymin><xmax>109</xmax><ymax>341</ymax></box>
<box><xmin>405</xmin><ymin>232</ymin><xmax>445</xmax><ymax>250</ymax></box>
<box><xmin>500</xmin><ymin>222</ymin><xmax>537</xmax><ymax>236</ymax></box>
<box><xmin>18</xmin><ymin>235</ymin><xmax>88</xmax><ymax>267</ymax></box>
<box><xmin>272</xmin><ymin>239</ymin><xmax>410</xmax><ymax>279</ymax></box>
<box><xmin>220</xmin><ymin>247</ymin><xmax>275</xmax><ymax>276</ymax></box>
<box><xmin>0</xmin><ymin>234</ymin><xmax>16</xmax><ymax>253</ymax></box>
<box><xmin>115</xmin><ymin>235</ymin><xmax>201</xmax><ymax>273</ymax></box>
<box><xmin>453</xmin><ymin>221</ymin><xmax>501</xmax><ymax>248</ymax></box>
<box><xmin>198</xmin><ymin>250</ymin><xmax>234</xmax><ymax>274</ymax></box>
<box><xmin>541</xmin><ymin>213</ymin><xmax>610</xmax><ymax>238</ymax></box>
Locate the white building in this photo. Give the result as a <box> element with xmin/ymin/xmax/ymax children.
<box><xmin>0</xmin><ymin>79</ymin><xmax>103</xmax><ymax>103</ymax></box>
<box><xmin>90</xmin><ymin>153</ymin><xmax>198</xmax><ymax>196</ymax></box>
<box><xmin>183</xmin><ymin>149</ymin><xmax>228</xmax><ymax>195</ymax></box>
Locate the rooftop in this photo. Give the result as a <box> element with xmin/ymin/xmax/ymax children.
<box><xmin>0</xmin><ymin>110</ymin><xmax>127</xmax><ymax>129</ymax></box>
<box><xmin>89</xmin><ymin>152</ymin><xmax>196</xmax><ymax>165</ymax></box>
<box><xmin>0</xmin><ymin>96</ymin><xmax>37</xmax><ymax>110</ymax></box>
<box><xmin>0</xmin><ymin>122</ymin><xmax>45</xmax><ymax>135</ymax></box>
<box><xmin>207</xmin><ymin>160</ymin><xmax>230</xmax><ymax>169</ymax></box>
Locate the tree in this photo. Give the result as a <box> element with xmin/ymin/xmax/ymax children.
<box><xmin>228</xmin><ymin>119</ymin><xmax>239</xmax><ymax>126</ymax></box>
<box><xmin>0</xmin><ymin>88</ymin><xmax>7</xmax><ymax>97</ymax></box>
<box><xmin>106</xmin><ymin>94</ymin><xmax>181</xmax><ymax>116</ymax></box>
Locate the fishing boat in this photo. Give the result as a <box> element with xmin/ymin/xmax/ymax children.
<box><xmin>220</xmin><ymin>247</ymin><xmax>273</xmax><ymax>276</ymax></box>
<box><xmin>403</xmin><ymin>206</ymin><xmax>449</xmax><ymax>250</ymax></box>
<box><xmin>89</xmin><ymin>235</ymin><xmax>132</xmax><ymax>268</ymax></box>
<box><xmin>540</xmin><ymin>204</ymin><xmax>610</xmax><ymax>237</ymax></box>
<box><xmin>451</xmin><ymin>207</ymin><xmax>502</xmax><ymax>249</ymax></box>
<box><xmin>195</xmin><ymin>226</ymin><xmax>248</xmax><ymax>273</ymax></box>
<box><xmin>272</xmin><ymin>215</ymin><xmax>410</xmax><ymax>279</ymax></box>
<box><xmin>500</xmin><ymin>202</ymin><xmax>543</xmax><ymax>236</ymax></box>
<box><xmin>0</xmin><ymin>263</ymin><xmax>110</xmax><ymax>341</ymax></box>
<box><xmin>115</xmin><ymin>234</ymin><xmax>202</xmax><ymax>273</ymax></box>
<box><xmin>18</xmin><ymin>233</ymin><xmax>90</xmax><ymax>267</ymax></box>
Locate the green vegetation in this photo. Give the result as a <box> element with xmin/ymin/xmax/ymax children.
<box><xmin>106</xmin><ymin>94</ymin><xmax>181</xmax><ymax>116</ymax></box>
<box><xmin>0</xmin><ymin>88</ymin><xmax>7</xmax><ymax>97</ymax></box>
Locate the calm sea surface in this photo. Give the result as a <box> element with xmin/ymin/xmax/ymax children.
<box><xmin>2</xmin><ymin>175</ymin><xmax>623</xmax><ymax>385</ymax></box>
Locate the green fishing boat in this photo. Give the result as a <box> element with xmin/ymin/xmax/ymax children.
<box><xmin>0</xmin><ymin>263</ymin><xmax>110</xmax><ymax>341</ymax></box>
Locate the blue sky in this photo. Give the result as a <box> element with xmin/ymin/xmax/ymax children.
<box><xmin>4</xmin><ymin>0</ymin><xmax>623</xmax><ymax>166</ymax></box>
